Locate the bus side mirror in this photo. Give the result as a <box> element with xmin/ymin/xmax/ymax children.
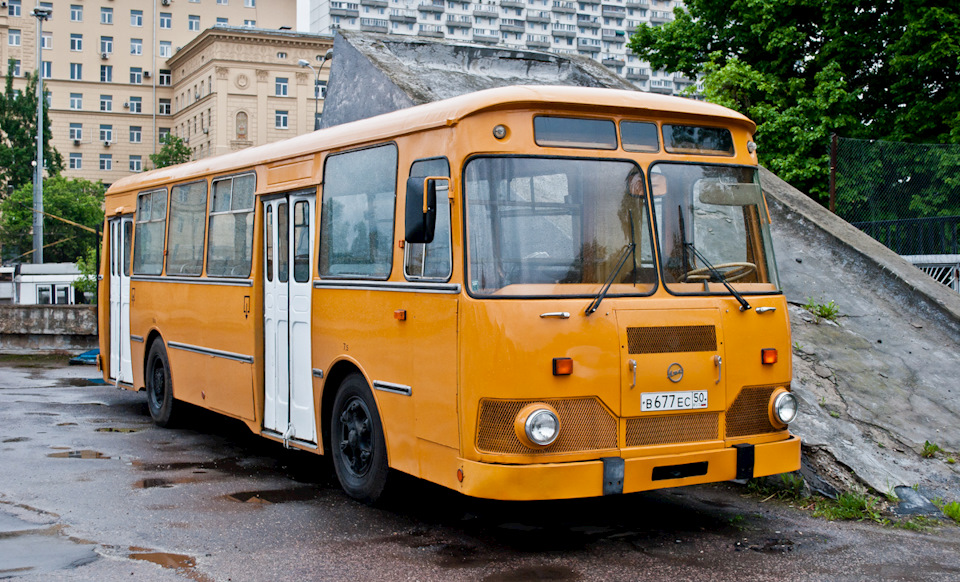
<box><xmin>405</xmin><ymin>176</ymin><xmax>445</xmax><ymax>244</ymax></box>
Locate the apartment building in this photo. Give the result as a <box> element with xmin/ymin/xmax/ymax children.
<box><xmin>307</xmin><ymin>0</ymin><xmax>694</xmax><ymax>95</ymax></box>
<box><xmin>0</xmin><ymin>0</ymin><xmax>298</xmax><ymax>186</ymax></box>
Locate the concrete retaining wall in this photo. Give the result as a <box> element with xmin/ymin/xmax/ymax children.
<box><xmin>0</xmin><ymin>305</ymin><xmax>98</xmax><ymax>354</ymax></box>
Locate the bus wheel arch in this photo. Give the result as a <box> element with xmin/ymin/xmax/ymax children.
<box><xmin>325</xmin><ymin>365</ymin><xmax>389</xmax><ymax>503</ymax></box>
<box><xmin>144</xmin><ymin>334</ymin><xmax>177</xmax><ymax>427</ymax></box>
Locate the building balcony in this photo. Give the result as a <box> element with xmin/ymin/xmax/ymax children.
<box><xmin>472</xmin><ymin>29</ymin><xmax>500</xmax><ymax>43</ymax></box>
<box><xmin>419</xmin><ymin>24</ymin><xmax>445</xmax><ymax>37</ymax></box>
<box><xmin>526</xmin><ymin>10</ymin><xmax>551</xmax><ymax>23</ymax></box>
<box><xmin>446</xmin><ymin>14</ymin><xmax>473</xmax><ymax>28</ymax></box>
<box><xmin>602</xmin><ymin>57</ymin><xmax>624</xmax><ymax>67</ymax></box>
<box><xmin>625</xmin><ymin>0</ymin><xmax>648</xmax><ymax>6</ymax></box>
<box><xmin>601</xmin><ymin>5</ymin><xmax>626</xmax><ymax>18</ymax></box>
<box><xmin>577</xmin><ymin>39</ymin><xmax>601</xmax><ymax>52</ymax></box>
<box><xmin>625</xmin><ymin>67</ymin><xmax>650</xmax><ymax>80</ymax></box>
<box><xmin>360</xmin><ymin>0</ymin><xmax>388</xmax><ymax>7</ymax></box>
<box><xmin>500</xmin><ymin>19</ymin><xmax>525</xmax><ymax>33</ymax></box>
<box><xmin>649</xmin><ymin>79</ymin><xmax>673</xmax><ymax>94</ymax></box>
<box><xmin>576</xmin><ymin>17</ymin><xmax>600</xmax><ymax>29</ymax></box>
<box><xmin>649</xmin><ymin>10</ymin><xmax>673</xmax><ymax>24</ymax></box>
<box><xmin>360</xmin><ymin>18</ymin><xmax>389</xmax><ymax>33</ymax></box>
<box><xmin>552</xmin><ymin>1</ymin><xmax>576</xmax><ymax>14</ymax></box>
<box><xmin>330</xmin><ymin>7</ymin><xmax>360</xmax><ymax>18</ymax></box>
<box><xmin>551</xmin><ymin>26</ymin><xmax>577</xmax><ymax>38</ymax></box>
<box><xmin>473</xmin><ymin>6</ymin><xmax>499</xmax><ymax>17</ymax></box>
<box><xmin>501</xmin><ymin>0</ymin><xmax>526</xmax><ymax>8</ymax></box>
<box><xmin>418</xmin><ymin>1</ymin><xmax>446</xmax><ymax>14</ymax></box>
<box><xmin>389</xmin><ymin>9</ymin><xmax>417</xmax><ymax>23</ymax></box>
<box><xmin>580</xmin><ymin>0</ymin><xmax>601</xmax><ymax>5</ymax></box>
<box><xmin>525</xmin><ymin>34</ymin><xmax>551</xmax><ymax>49</ymax></box>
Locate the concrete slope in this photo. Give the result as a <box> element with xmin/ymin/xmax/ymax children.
<box><xmin>763</xmin><ymin>168</ymin><xmax>960</xmax><ymax>498</ymax></box>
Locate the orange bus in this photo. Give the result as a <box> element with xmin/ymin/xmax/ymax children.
<box><xmin>98</xmin><ymin>86</ymin><xmax>800</xmax><ymax>502</ymax></box>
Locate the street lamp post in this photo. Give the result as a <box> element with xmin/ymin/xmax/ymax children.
<box><xmin>299</xmin><ymin>49</ymin><xmax>334</xmax><ymax>131</ymax></box>
<box><xmin>31</xmin><ymin>6</ymin><xmax>51</xmax><ymax>264</ymax></box>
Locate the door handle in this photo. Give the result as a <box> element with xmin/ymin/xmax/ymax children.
<box><xmin>628</xmin><ymin>359</ymin><xmax>637</xmax><ymax>389</ymax></box>
<box><xmin>714</xmin><ymin>355</ymin><xmax>722</xmax><ymax>384</ymax></box>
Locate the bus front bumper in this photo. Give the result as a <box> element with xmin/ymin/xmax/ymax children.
<box><xmin>456</xmin><ymin>435</ymin><xmax>800</xmax><ymax>501</ymax></box>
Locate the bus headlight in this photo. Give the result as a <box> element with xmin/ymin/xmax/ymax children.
<box><xmin>769</xmin><ymin>389</ymin><xmax>798</xmax><ymax>428</ymax></box>
<box><xmin>514</xmin><ymin>404</ymin><xmax>560</xmax><ymax>448</ymax></box>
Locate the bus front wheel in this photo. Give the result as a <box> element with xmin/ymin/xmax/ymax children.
<box><xmin>145</xmin><ymin>340</ymin><xmax>177</xmax><ymax>427</ymax></box>
<box><xmin>330</xmin><ymin>373</ymin><xmax>388</xmax><ymax>503</ymax></box>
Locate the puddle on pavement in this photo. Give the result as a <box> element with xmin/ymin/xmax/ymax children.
<box><xmin>483</xmin><ymin>565</ymin><xmax>581</xmax><ymax>581</ymax></box>
<box><xmin>224</xmin><ymin>487</ymin><xmax>322</xmax><ymax>504</ymax></box>
<box><xmin>58</xmin><ymin>378</ymin><xmax>101</xmax><ymax>387</ymax></box>
<box><xmin>56</xmin><ymin>423</ymin><xmax>78</xmax><ymax>427</ymax></box>
<box><xmin>95</xmin><ymin>427</ymin><xmax>142</xmax><ymax>433</ymax></box>
<box><xmin>25</xmin><ymin>412</ymin><xmax>59</xmax><ymax>416</ymax></box>
<box><xmin>3</xmin><ymin>437</ymin><xmax>29</xmax><ymax>443</ymax></box>
<box><xmin>127</xmin><ymin>549</ymin><xmax>213</xmax><ymax>582</ymax></box>
<box><xmin>0</xmin><ymin>509</ymin><xmax>99</xmax><ymax>578</ymax></box>
<box><xmin>47</xmin><ymin>450</ymin><xmax>111</xmax><ymax>459</ymax></box>
<box><xmin>134</xmin><ymin>475</ymin><xmax>207</xmax><ymax>489</ymax></box>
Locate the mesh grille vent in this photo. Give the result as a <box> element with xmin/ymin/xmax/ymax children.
<box><xmin>476</xmin><ymin>398</ymin><xmax>617</xmax><ymax>455</ymax></box>
<box><xmin>725</xmin><ymin>385</ymin><xmax>779</xmax><ymax>437</ymax></box>
<box><xmin>626</xmin><ymin>325</ymin><xmax>717</xmax><ymax>354</ymax></box>
<box><xmin>625</xmin><ymin>412</ymin><xmax>719</xmax><ymax>447</ymax></box>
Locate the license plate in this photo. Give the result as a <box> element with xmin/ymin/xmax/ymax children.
<box><xmin>640</xmin><ymin>390</ymin><xmax>708</xmax><ymax>412</ymax></box>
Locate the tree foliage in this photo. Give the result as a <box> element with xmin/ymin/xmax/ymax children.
<box><xmin>0</xmin><ymin>61</ymin><xmax>63</xmax><ymax>194</ymax></box>
<box><xmin>627</xmin><ymin>0</ymin><xmax>960</xmax><ymax>202</ymax></box>
<box><xmin>149</xmin><ymin>134</ymin><xmax>192</xmax><ymax>169</ymax></box>
<box><xmin>0</xmin><ymin>176</ymin><xmax>105</xmax><ymax>264</ymax></box>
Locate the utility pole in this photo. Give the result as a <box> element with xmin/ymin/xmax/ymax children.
<box><xmin>31</xmin><ymin>5</ymin><xmax>52</xmax><ymax>264</ymax></box>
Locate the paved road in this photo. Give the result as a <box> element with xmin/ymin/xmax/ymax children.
<box><xmin>2</xmin><ymin>357</ymin><xmax>959</xmax><ymax>581</ymax></box>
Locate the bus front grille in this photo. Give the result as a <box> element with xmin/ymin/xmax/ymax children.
<box><xmin>625</xmin><ymin>411</ymin><xmax>720</xmax><ymax>447</ymax></box>
<box><xmin>725</xmin><ymin>385</ymin><xmax>779</xmax><ymax>437</ymax></box>
<box><xmin>626</xmin><ymin>325</ymin><xmax>717</xmax><ymax>354</ymax></box>
<box><xmin>476</xmin><ymin>397</ymin><xmax>617</xmax><ymax>455</ymax></box>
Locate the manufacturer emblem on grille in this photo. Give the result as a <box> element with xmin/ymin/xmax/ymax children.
<box><xmin>667</xmin><ymin>363</ymin><xmax>684</xmax><ymax>383</ymax></box>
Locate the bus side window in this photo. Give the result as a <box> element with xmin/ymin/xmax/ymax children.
<box><xmin>405</xmin><ymin>157</ymin><xmax>451</xmax><ymax>281</ymax></box>
<box><xmin>166</xmin><ymin>181</ymin><xmax>208</xmax><ymax>276</ymax></box>
<box><xmin>133</xmin><ymin>188</ymin><xmax>168</xmax><ymax>275</ymax></box>
<box><xmin>207</xmin><ymin>173</ymin><xmax>256</xmax><ymax>278</ymax></box>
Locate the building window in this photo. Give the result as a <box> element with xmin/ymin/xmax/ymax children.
<box><xmin>275</xmin><ymin>77</ymin><xmax>288</xmax><ymax>96</ymax></box>
<box><xmin>275</xmin><ymin>110</ymin><xmax>288</xmax><ymax>129</ymax></box>
<box><xmin>8</xmin><ymin>30</ymin><xmax>20</xmax><ymax>47</ymax></box>
<box><xmin>70</xmin><ymin>63</ymin><xmax>82</xmax><ymax>81</ymax></box>
<box><xmin>130</xmin><ymin>156</ymin><xmax>142</xmax><ymax>172</ymax></box>
<box><xmin>130</xmin><ymin>126</ymin><xmax>142</xmax><ymax>143</ymax></box>
<box><xmin>159</xmin><ymin>41</ymin><xmax>172</xmax><ymax>58</ymax></box>
<box><xmin>100</xmin><ymin>36</ymin><xmax>113</xmax><ymax>54</ymax></box>
<box><xmin>70</xmin><ymin>93</ymin><xmax>82</xmax><ymax>110</ymax></box>
<box><xmin>70</xmin><ymin>4</ymin><xmax>83</xmax><ymax>22</ymax></box>
<box><xmin>128</xmin><ymin>97</ymin><xmax>142</xmax><ymax>113</ymax></box>
<box><xmin>100</xmin><ymin>154</ymin><xmax>113</xmax><ymax>171</ymax></box>
<box><xmin>69</xmin><ymin>153</ymin><xmax>82</xmax><ymax>170</ymax></box>
<box><xmin>101</xmin><ymin>65</ymin><xmax>113</xmax><ymax>83</ymax></box>
<box><xmin>8</xmin><ymin>1</ymin><xmax>21</xmax><ymax>18</ymax></box>
<box><xmin>69</xmin><ymin>123</ymin><xmax>82</xmax><ymax>141</ymax></box>
<box><xmin>131</xmin><ymin>10</ymin><xmax>143</xmax><ymax>27</ymax></box>
<box><xmin>245</xmin><ymin>0</ymin><xmax>256</xmax><ymax>7</ymax></box>
<box><xmin>160</xmin><ymin>12</ymin><xmax>172</xmax><ymax>29</ymax></box>
<box><xmin>244</xmin><ymin>20</ymin><xmax>256</xmax><ymax>27</ymax></box>
<box><xmin>131</xmin><ymin>38</ymin><xmax>143</xmax><ymax>55</ymax></box>
<box><xmin>70</xmin><ymin>34</ymin><xmax>83</xmax><ymax>52</ymax></box>
<box><xmin>11</xmin><ymin>60</ymin><xmax>21</xmax><ymax>77</ymax></box>
<box><xmin>100</xmin><ymin>124</ymin><xmax>113</xmax><ymax>143</ymax></box>
<box><xmin>188</xmin><ymin>15</ymin><xmax>200</xmax><ymax>31</ymax></box>
<box><xmin>41</xmin><ymin>32</ymin><xmax>52</xmax><ymax>50</ymax></box>
<box><xmin>40</xmin><ymin>62</ymin><xmax>52</xmax><ymax>79</ymax></box>
<box><xmin>158</xmin><ymin>70</ymin><xmax>172</xmax><ymax>86</ymax></box>
<box><xmin>218</xmin><ymin>0</ymin><xmax>229</xmax><ymax>4</ymax></box>
<box><xmin>159</xmin><ymin>99</ymin><xmax>171</xmax><ymax>115</ymax></box>
<box><xmin>101</xmin><ymin>7</ymin><xmax>113</xmax><ymax>24</ymax></box>
<box><xmin>159</xmin><ymin>128</ymin><xmax>171</xmax><ymax>143</ymax></box>
<box><xmin>37</xmin><ymin>285</ymin><xmax>52</xmax><ymax>305</ymax></box>
<box><xmin>216</xmin><ymin>17</ymin><xmax>228</xmax><ymax>25</ymax></box>
<box><xmin>236</xmin><ymin>112</ymin><xmax>248</xmax><ymax>140</ymax></box>
<box><xmin>130</xmin><ymin>68</ymin><xmax>143</xmax><ymax>84</ymax></box>
<box><xmin>100</xmin><ymin>95</ymin><xmax>113</xmax><ymax>112</ymax></box>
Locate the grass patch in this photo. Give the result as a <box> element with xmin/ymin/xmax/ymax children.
<box><xmin>939</xmin><ymin>501</ymin><xmax>960</xmax><ymax>523</ymax></box>
<box><xmin>921</xmin><ymin>440</ymin><xmax>943</xmax><ymax>458</ymax></box>
<box><xmin>747</xmin><ymin>473</ymin><xmax>807</xmax><ymax>502</ymax></box>
<box><xmin>803</xmin><ymin>297</ymin><xmax>840</xmax><ymax>323</ymax></box>
<box><xmin>812</xmin><ymin>491</ymin><xmax>886</xmax><ymax>523</ymax></box>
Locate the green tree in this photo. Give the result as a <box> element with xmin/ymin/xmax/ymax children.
<box><xmin>0</xmin><ymin>61</ymin><xmax>63</xmax><ymax>194</ymax></box>
<box><xmin>0</xmin><ymin>176</ymin><xmax>104</xmax><ymax>263</ymax></box>
<box><xmin>72</xmin><ymin>246</ymin><xmax>98</xmax><ymax>304</ymax></box>
<box><xmin>149</xmin><ymin>134</ymin><xmax>192</xmax><ymax>169</ymax></box>
<box><xmin>627</xmin><ymin>0</ymin><xmax>960</xmax><ymax>202</ymax></box>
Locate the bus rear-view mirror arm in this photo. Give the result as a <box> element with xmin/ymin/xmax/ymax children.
<box><xmin>405</xmin><ymin>176</ymin><xmax>446</xmax><ymax>244</ymax></box>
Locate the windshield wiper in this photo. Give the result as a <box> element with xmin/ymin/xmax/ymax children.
<box><xmin>683</xmin><ymin>241</ymin><xmax>751</xmax><ymax>311</ymax></box>
<box><xmin>585</xmin><ymin>210</ymin><xmax>637</xmax><ymax>316</ymax></box>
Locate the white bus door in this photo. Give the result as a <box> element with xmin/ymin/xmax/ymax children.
<box><xmin>262</xmin><ymin>192</ymin><xmax>316</xmax><ymax>444</ymax></box>
<box><xmin>108</xmin><ymin>216</ymin><xmax>133</xmax><ymax>384</ymax></box>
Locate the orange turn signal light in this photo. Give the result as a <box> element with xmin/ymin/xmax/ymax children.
<box><xmin>394</xmin><ymin>309</ymin><xmax>406</xmax><ymax>321</ymax></box>
<box><xmin>553</xmin><ymin>357</ymin><xmax>573</xmax><ymax>376</ymax></box>
<box><xmin>761</xmin><ymin>348</ymin><xmax>778</xmax><ymax>365</ymax></box>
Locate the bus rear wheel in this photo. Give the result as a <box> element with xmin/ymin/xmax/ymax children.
<box><xmin>330</xmin><ymin>373</ymin><xmax>388</xmax><ymax>503</ymax></box>
<box><xmin>145</xmin><ymin>340</ymin><xmax>177</xmax><ymax>427</ymax></box>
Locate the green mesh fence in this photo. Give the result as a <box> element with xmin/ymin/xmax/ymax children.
<box><xmin>834</xmin><ymin>137</ymin><xmax>960</xmax><ymax>255</ymax></box>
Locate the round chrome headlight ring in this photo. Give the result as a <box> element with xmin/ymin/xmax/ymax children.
<box><xmin>514</xmin><ymin>404</ymin><xmax>561</xmax><ymax>448</ymax></box>
<box><xmin>772</xmin><ymin>391</ymin><xmax>799</xmax><ymax>427</ymax></box>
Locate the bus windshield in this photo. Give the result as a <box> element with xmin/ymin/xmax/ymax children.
<box><xmin>465</xmin><ymin>156</ymin><xmax>657</xmax><ymax>297</ymax></box>
<box><xmin>651</xmin><ymin>163</ymin><xmax>780</xmax><ymax>293</ymax></box>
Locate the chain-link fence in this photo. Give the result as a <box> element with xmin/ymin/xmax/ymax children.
<box><xmin>833</xmin><ymin>137</ymin><xmax>960</xmax><ymax>256</ymax></box>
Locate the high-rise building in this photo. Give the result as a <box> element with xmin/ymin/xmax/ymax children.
<box><xmin>307</xmin><ymin>0</ymin><xmax>694</xmax><ymax>96</ymax></box>
<box><xmin>0</xmin><ymin>0</ymin><xmax>300</xmax><ymax>185</ymax></box>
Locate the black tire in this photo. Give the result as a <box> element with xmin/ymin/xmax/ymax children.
<box><xmin>330</xmin><ymin>373</ymin><xmax>389</xmax><ymax>503</ymax></box>
<box><xmin>145</xmin><ymin>340</ymin><xmax>177</xmax><ymax>427</ymax></box>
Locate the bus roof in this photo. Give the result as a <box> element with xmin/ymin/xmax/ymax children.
<box><xmin>106</xmin><ymin>85</ymin><xmax>755</xmax><ymax>196</ymax></box>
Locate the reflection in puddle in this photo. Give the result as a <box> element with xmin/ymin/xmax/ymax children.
<box><xmin>224</xmin><ymin>487</ymin><xmax>322</xmax><ymax>504</ymax></box>
<box><xmin>95</xmin><ymin>427</ymin><xmax>142</xmax><ymax>433</ymax></box>
<box><xmin>134</xmin><ymin>475</ymin><xmax>206</xmax><ymax>489</ymax></box>
<box><xmin>128</xmin><ymin>549</ymin><xmax>213</xmax><ymax>582</ymax></box>
<box><xmin>47</xmin><ymin>450</ymin><xmax>111</xmax><ymax>459</ymax></box>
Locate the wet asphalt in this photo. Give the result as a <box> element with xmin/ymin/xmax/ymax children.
<box><xmin>1</xmin><ymin>356</ymin><xmax>960</xmax><ymax>581</ymax></box>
